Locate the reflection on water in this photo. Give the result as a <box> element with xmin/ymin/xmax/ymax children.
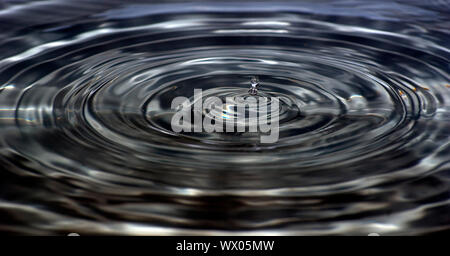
<box><xmin>0</xmin><ymin>0</ymin><xmax>449</xmax><ymax>235</ymax></box>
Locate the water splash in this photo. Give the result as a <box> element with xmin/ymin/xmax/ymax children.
<box><xmin>248</xmin><ymin>76</ymin><xmax>260</xmax><ymax>95</ymax></box>
<box><xmin>0</xmin><ymin>0</ymin><xmax>449</xmax><ymax>235</ymax></box>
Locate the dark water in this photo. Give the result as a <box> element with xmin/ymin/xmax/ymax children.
<box><xmin>0</xmin><ymin>0</ymin><xmax>449</xmax><ymax>235</ymax></box>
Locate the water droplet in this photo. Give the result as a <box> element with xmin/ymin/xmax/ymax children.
<box><xmin>248</xmin><ymin>76</ymin><xmax>260</xmax><ymax>95</ymax></box>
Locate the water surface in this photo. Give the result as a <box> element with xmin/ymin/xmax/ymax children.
<box><xmin>0</xmin><ymin>0</ymin><xmax>449</xmax><ymax>235</ymax></box>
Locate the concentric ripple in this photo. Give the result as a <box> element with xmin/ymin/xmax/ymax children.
<box><xmin>0</xmin><ymin>0</ymin><xmax>449</xmax><ymax>235</ymax></box>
